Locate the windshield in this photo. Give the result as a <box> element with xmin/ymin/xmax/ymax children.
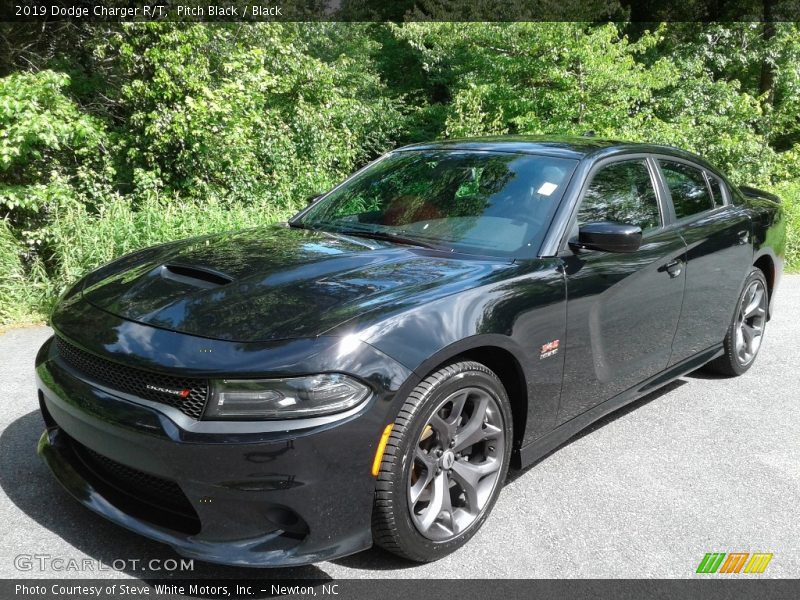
<box><xmin>296</xmin><ymin>150</ymin><xmax>577</xmax><ymax>257</ymax></box>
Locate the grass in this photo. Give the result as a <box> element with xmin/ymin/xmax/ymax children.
<box><xmin>0</xmin><ymin>320</ymin><xmax>47</xmax><ymax>335</ymax></box>
<box><xmin>771</xmin><ymin>181</ymin><xmax>800</xmax><ymax>273</ymax></box>
<box><xmin>1</xmin><ymin>195</ymin><xmax>294</xmax><ymax>326</ymax></box>
<box><xmin>0</xmin><ymin>220</ymin><xmax>51</xmax><ymax>325</ymax></box>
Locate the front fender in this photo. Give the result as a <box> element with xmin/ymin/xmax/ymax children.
<box><xmin>348</xmin><ymin>259</ymin><xmax>568</xmax><ymax>446</ymax></box>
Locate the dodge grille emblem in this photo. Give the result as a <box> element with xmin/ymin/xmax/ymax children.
<box><xmin>145</xmin><ymin>384</ymin><xmax>190</xmax><ymax>398</ymax></box>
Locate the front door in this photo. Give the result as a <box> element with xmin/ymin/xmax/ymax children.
<box><xmin>557</xmin><ymin>157</ymin><xmax>687</xmax><ymax>424</ymax></box>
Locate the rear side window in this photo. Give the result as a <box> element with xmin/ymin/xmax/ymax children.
<box><xmin>707</xmin><ymin>174</ymin><xmax>726</xmax><ymax>207</ymax></box>
<box><xmin>659</xmin><ymin>160</ymin><xmax>714</xmax><ymax>219</ymax></box>
<box><xmin>577</xmin><ymin>160</ymin><xmax>661</xmax><ymax>231</ymax></box>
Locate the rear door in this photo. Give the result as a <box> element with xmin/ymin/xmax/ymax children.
<box><xmin>653</xmin><ymin>158</ymin><xmax>753</xmax><ymax>364</ymax></box>
<box><xmin>557</xmin><ymin>156</ymin><xmax>687</xmax><ymax>424</ymax></box>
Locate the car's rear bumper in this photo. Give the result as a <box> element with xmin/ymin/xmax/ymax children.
<box><xmin>35</xmin><ymin>337</ymin><xmax>408</xmax><ymax>567</ymax></box>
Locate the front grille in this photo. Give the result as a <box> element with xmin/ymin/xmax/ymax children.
<box><xmin>68</xmin><ymin>435</ymin><xmax>201</xmax><ymax>534</ymax></box>
<box><xmin>55</xmin><ymin>336</ymin><xmax>208</xmax><ymax>419</ymax></box>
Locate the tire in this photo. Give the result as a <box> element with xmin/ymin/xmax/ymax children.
<box><xmin>705</xmin><ymin>267</ymin><xmax>769</xmax><ymax>376</ymax></box>
<box><xmin>372</xmin><ymin>361</ymin><xmax>513</xmax><ymax>562</ymax></box>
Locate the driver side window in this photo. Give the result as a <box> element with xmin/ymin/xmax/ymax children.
<box><xmin>577</xmin><ymin>160</ymin><xmax>661</xmax><ymax>232</ymax></box>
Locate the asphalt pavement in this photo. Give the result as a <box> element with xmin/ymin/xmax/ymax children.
<box><xmin>1</xmin><ymin>276</ymin><xmax>798</xmax><ymax>580</ymax></box>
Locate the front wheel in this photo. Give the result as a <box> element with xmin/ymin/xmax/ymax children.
<box><xmin>705</xmin><ymin>268</ymin><xmax>769</xmax><ymax>376</ymax></box>
<box><xmin>372</xmin><ymin>361</ymin><xmax>513</xmax><ymax>562</ymax></box>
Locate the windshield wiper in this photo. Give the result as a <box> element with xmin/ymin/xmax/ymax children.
<box><xmin>332</xmin><ymin>227</ymin><xmax>441</xmax><ymax>250</ymax></box>
<box><xmin>339</xmin><ymin>230</ymin><xmax>437</xmax><ymax>249</ymax></box>
<box><xmin>294</xmin><ymin>220</ymin><xmax>445</xmax><ymax>250</ymax></box>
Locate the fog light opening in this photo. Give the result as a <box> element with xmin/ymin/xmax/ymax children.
<box><xmin>265</xmin><ymin>506</ymin><xmax>309</xmax><ymax>537</ymax></box>
<box><xmin>38</xmin><ymin>391</ymin><xmax>58</xmax><ymax>431</ymax></box>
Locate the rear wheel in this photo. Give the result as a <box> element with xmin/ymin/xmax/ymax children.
<box><xmin>705</xmin><ymin>268</ymin><xmax>769</xmax><ymax>376</ymax></box>
<box><xmin>372</xmin><ymin>361</ymin><xmax>512</xmax><ymax>562</ymax></box>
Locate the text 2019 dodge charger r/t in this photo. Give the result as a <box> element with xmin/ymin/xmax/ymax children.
<box><xmin>36</xmin><ymin>137</ymin><xmax>784</xmax><ymax>566</ymax></box>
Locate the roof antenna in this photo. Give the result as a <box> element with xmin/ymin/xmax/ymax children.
<box><xmin>581</xmin><ymin>130</ymin><xmax>596</xmax><ymax>137</ymax></box>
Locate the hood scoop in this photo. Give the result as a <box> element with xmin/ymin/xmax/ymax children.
<box><xmin>79</xmin><ymin>225</ymin><xmax>509</xmax><ymax>342</ymax></box>
<box><xmin>160</xmin><ymin>264</ymin><xmax>233</xmax><ymax>289</ymax></box>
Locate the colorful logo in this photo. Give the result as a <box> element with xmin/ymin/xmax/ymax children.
<box><xmin>696</xmin><ymin>552</ymin><xmax>773</xmax><ymax>574</ymax></box>
<box><xmin>145</xmin><ymin>384</ymin><xmax>191</xmax><ymax>398</ymax></box>
<box><xmin>539</xmin><ymin>339</ymin><xmax>560</xmax><ymax>359</ymax></box>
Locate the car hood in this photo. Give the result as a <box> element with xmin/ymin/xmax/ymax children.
<box><xmin>78</xmin><ymin>225</ymin><xmax>513</xmax><ymax>342</ymax></box>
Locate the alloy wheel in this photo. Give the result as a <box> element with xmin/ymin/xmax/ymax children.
<box><xmin>735</xmin><ymin>279</ymin><xmax>767</xmax><ymax>366</ymax></box>
<box><xmin>407</xmin><ymin>386</ymin><xmax>505</xmax><ymax>541</ymax></box>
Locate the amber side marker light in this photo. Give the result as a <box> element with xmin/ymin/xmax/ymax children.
<box><xmin>371</xmin><ymin>424</ymin><xmax>394</xmax><ymax>476</ymax></box>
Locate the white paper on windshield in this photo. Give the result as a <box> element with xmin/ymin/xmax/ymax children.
<box><xmin>537</xmin><ymin>182</ymin><xmax>559</xmax><ymax>196</ymax></box>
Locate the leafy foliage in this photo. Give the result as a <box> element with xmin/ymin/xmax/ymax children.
<box><xmin>104</xmin><ymin>24</ymin><xmax>401</xmax><ymax>205</ymax></box>
<box><xmin>0</xmin><ymin>21</ymin><xmax>799</xmax><ymax>325</ymax></box>
<box><xmin>0</xmin><ymin>69</ymin><xmax>110</xmax><ymax>219</ymax></box>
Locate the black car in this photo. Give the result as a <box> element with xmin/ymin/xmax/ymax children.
<box><xmin>36</xmin><ymin>137</ymin><xmax>784</xmax><ymax>566</ymax></box>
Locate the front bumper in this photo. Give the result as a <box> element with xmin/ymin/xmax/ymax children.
<box><xmin>35</xmin><ymin>337</ymin><xmax>411</xmax><ymax>567</ymax></box>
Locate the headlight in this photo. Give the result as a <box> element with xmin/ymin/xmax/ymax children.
<box><xmin>204</xmin><ymin>374</ymin><xmax>371</xmax><ymax>420</ymax></box>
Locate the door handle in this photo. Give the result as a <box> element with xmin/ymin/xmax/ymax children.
<box><xmin>663</xmin><ymin>259</ymin><xmax>683</xmax><ymax>278</ymax></box>
<box><xmin>737</xmin><ymin>230</ymin><xmax>750</xmax><ymax>245</ymax></box>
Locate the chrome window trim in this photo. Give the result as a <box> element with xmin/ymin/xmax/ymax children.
<box><xmin>704</xmin><ymin>170</ymin><xmax>730</xmax><ymax>208</ymax></box>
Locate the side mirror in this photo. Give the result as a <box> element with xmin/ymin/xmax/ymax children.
<box><xmin>569</xmin><ymin>222</ymin><xmax>642</xmax><ymax>253</ymax></box>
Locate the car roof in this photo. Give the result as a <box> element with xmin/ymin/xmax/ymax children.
<box><xmin>396</xmin><ymin>135</ymin><xmax>711</xmax><ymax>165</ymax></box>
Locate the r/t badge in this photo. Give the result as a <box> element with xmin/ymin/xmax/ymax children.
<box><xmin>539</xmin><ymin>339</ymin><xmax>560</xmax><ymax>359</ymax></box>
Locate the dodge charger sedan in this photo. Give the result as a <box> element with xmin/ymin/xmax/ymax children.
<box><xmin>35</xmin><ymin>137</ymin><xmax>784</xmax><ymax>566</ymax></box>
